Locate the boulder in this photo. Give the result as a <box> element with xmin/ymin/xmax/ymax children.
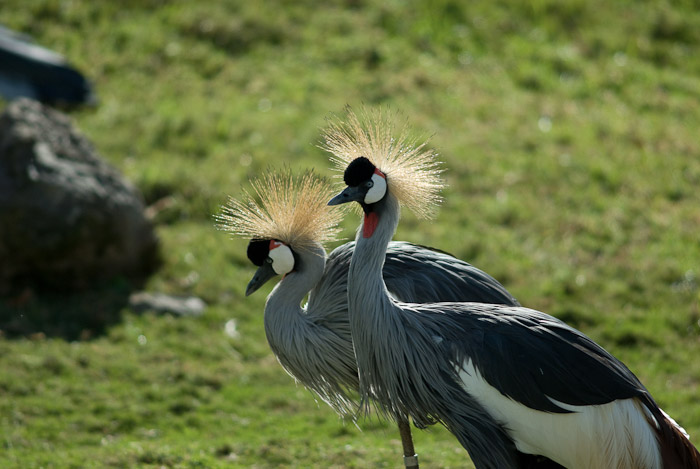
<box><xmin>128</xmin><ymin>292</ymin><xmax>206</xmax><ymax>317</ymax></box>
<box><xmin>0</xmin><ymin>98</ymin><xmax>159</xmax><ymax>292</ymax></box>
<box><xmin>0</xmin><ymin>25</ymin><xmax>96</xmax><ymax>107</ymax></box>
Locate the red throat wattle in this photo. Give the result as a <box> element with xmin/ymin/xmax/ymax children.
<box><xmin>363</xmin><ymin>212</ymin><xmax>379</xmax><ymax>238</ymax></box>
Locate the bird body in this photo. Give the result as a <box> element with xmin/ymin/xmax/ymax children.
<box><xmin>326</xmin><ymin>108</ymin><xmax>700</xmax><ymax>468</ymax></box>
<box><xmin>218</xmin><ymin>170</ymin><xmax>520</xmax><ymax>416</ymax></box>
<box><xmin>261</xmin><ymin>238</ymin><xmax>521</xmax><ymax>415</ymax></box>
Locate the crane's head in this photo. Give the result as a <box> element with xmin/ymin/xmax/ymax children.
<box><xmin>323</xmin><ymin>107</ymin><xmax>445</xmax><ymax>235</ymax></box>
<box><xmin>244</xmin><ymin>238</ymin><xmax>297</xmax><ymax>296</ymax></box>
<box><xmin>328</xmin><ymin>156</ymin><xmax>387</xmax><ymax>208</ymax></box>
<box><xmin>216</xmin><ymin>169</ymin><xmax>345</xmax><ymax>296</ymax></box>
<box><xmin>327</xmin><ymin>156</ymin><xmax>390</xmax><ymax>238</ymax></box>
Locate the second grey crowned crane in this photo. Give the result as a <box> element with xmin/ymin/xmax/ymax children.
<box><xmin>218</xmin><ymin>169</ymin><xmax>525</xmax><ymax>467</ymax></box>
<box><xmin>326</xmin><ymin>109</ymin><xmax>700</xmax><ymax>469</ymax></box>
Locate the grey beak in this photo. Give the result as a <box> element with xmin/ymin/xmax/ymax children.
<box><xmin>245</xmin><ymin>262</ymin><xmax>278</xmax><ymax>296</ymax></box>
<box><xmin>328</xmin><ymin>186</ymin><xmax>365</xmax><ymax>206</ymax></box>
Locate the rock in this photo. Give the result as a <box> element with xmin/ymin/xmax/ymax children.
<box><xmin>0</xmin><ymin>98</ymin><xmax>159</xmax><ymax>292</ymax></box>
<box><xmin>0</xmin><ymin>25</ymin><xmax>96</xmax><ymax>107</ymax></box>
<box><xmin>128</xmin><ymin>292</ymin><xmax>206</xmax><ymax>317</ymax></box>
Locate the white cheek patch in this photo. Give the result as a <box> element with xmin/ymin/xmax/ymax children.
<box><xmin>268</xmin><ymin>241</ymin><xmax>295</xmax><ymax>275</ymax></box>
<box><xmin>364</xmin><ymin>172</ymin><xmax>387</xmax><ymax>204</ymax></box>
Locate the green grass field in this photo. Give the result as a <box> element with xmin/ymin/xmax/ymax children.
<box><xmin>1</xmin><ymin>1</ymin><xmax>699</xmax><ymax>467</ymax></box>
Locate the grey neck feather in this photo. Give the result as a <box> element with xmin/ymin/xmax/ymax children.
<box><xmin>262</xmin><ymin>243</ymin><xmax>359</xmax><ymax>415</ymax></box>
<box><xmin>264</xmin><ymin>243</ymin><xmax>326</xmax><ymax>353</ymax></box>
<box><xmin>349</xmin><ymin>194</ymin><xmax>401</xmax><ymax>306</ymax></box>
<box><xmin>347</xmin><ymin>191</ymin><xmax>406</xmax><ymax>410</ymax></box>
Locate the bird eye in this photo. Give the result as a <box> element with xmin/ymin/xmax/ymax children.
<box><xmin>365</xmin><ymin>180</ymin><xmax>374</xmax><ymax>189</ymax></box>
<box><xmin>265</xmin><ymin>258</ymin><xmax>273</xmax><ymax>264</ymax></box>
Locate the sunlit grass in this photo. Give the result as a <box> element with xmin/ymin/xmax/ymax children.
<box><xmin>1</xmin><ymin>0</ymin><xmax>699</xmax><ymax>467</ymax></box>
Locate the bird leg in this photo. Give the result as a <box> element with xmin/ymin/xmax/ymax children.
<box><xmin>398</xmin><ymin>417</ymin><xmax>419</xmax><ymax>468</ymax></box>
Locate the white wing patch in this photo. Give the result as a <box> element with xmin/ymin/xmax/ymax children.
<box><xmin>457</xmin><ymin>359</ymin><xmax>662</xmax><ymax>469</ymax></box>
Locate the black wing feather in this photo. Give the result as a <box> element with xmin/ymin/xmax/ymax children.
<box><xmin>321</xmin><ymin>241</ymin><xmax>519</xmax><ymax>307</ymax></box>
<box><xmin>436</xmin><ymin>304</ymin><xmax>647</xmax><ymax>413</ymax></box>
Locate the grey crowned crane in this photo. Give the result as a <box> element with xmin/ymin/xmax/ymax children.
<box><xmin>217</xmin><ymin>169</ymin><xmax>526</xmax><ymax>468</ymax></box>
<box><xmin>325</xmin><ymin>109</ymin><xmax>700</xmax><ymax>469</ymax></box>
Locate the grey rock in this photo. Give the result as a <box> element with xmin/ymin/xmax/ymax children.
<box><xmin>0</xmin><ymin>25</ymin><xmax>96</xmax><ymax>107</ymax></box>
<box><xmin>128</xmin><ymin>292</ymin><xmax>206</xmax><ymax>317</ymax></box>
<box><xmin>0</xmin><ymin>98</ymin><xmax>159</xmax><ymax>291</ymax></box>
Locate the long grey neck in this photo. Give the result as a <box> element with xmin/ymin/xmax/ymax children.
<box><xmin>347</xmin><ymin>193</ymin><xmax>401</xmax><ymax>322</ymax></box>
<box><xmin>264</xmin><ymin>243</ymin><xmax>326</xmax><ymax>333</ymax></box>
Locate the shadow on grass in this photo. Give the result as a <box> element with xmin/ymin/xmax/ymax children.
<box><xmin>0</xmin><ymin>280</ymin><xmax>134</xmax><ymax>340</ymax></box>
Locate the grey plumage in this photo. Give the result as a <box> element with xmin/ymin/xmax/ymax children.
<box><xmin>224</xmin><ymin>169</ymin><xmax>548</xmax><ymax>466</ymax></box>
<box><xmin>220</xmin><ymin>170</ymin><xmax>518</xmax><ymax>424</ymax></box>
<box><xmin>262</xmin><ymin>238</ymin><xmax>520</xmax><ymax>416</ymax></box>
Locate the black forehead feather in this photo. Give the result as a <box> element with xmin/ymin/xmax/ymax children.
<box><xmin>247</xmin><ymin>239</ymin><xmax>270</xmax><ymax>266</ymax></box>
<box><xmin>343</xmin><ymin>156</ymin><xmax>376</xmax><ymax>187</ymax></box>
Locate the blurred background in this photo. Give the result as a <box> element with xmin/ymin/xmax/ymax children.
<box><xmin>1</xmin><ymin>0</ymin><xmax>699</xmax><ymax>467</ymax></box>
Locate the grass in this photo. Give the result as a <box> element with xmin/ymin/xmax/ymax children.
<box><xmin>1</xmin><ymin>0</ymin><xmax>700</xmax><ymax>467</ymax></box>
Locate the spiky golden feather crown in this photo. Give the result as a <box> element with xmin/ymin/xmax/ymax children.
<box><xmin>217</xmin><ymin>169</ymin><xmax>346</xmax><ymax>250</ymax></box>
<box><xmin>321</xmin><ymin>107</ymin><xmax>445</xmax><ymax>219</ymax></box>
